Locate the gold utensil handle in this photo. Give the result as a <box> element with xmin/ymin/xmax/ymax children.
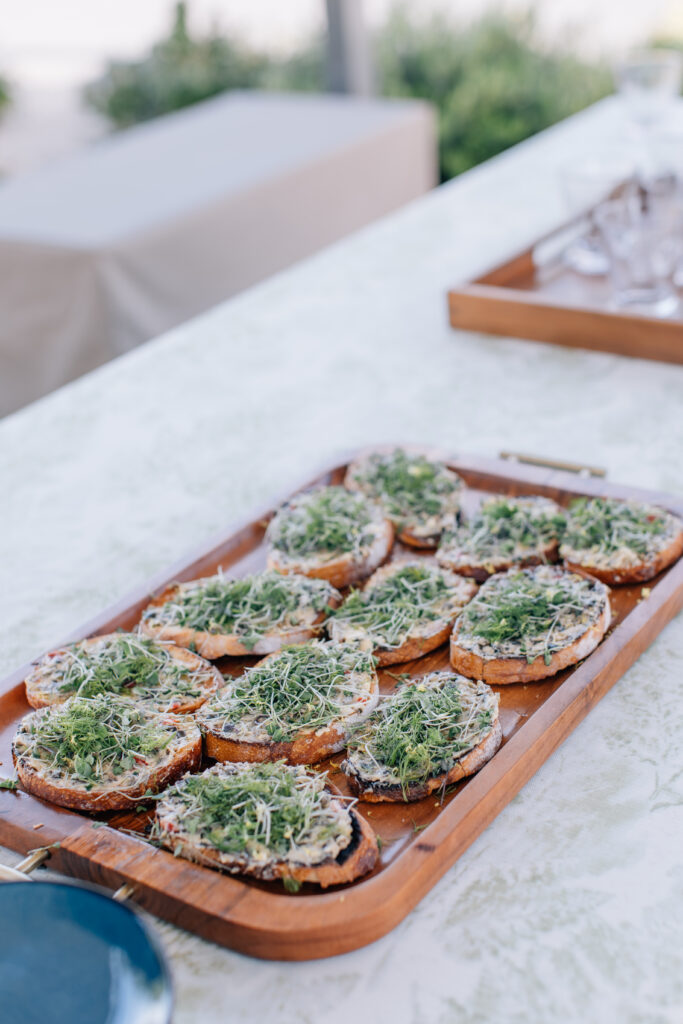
<box><xmin>499</xmin><ymin>451</ymin><xmax>607</xmax><ymax>478</ymax></box>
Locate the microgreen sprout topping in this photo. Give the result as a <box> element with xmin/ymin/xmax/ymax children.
<box><xmin>345</xmin><ymin>673</ymin><xmax>498</xmax><ymax>791</ymax></box>
<box><xmin>561</xmin><ymin>498</ymin><xmax>677</xmax><ymax>566</ymax></box>
<box><xmin>15</xmin><ymin>695</ymin><xmax>177</xmax><ymax>785</ymax></box>
<box><xmin>330</xmin><ymin>562</ymin><xmax>470</xmax><ymax>649</ymax></box>
<box><xmin>154</xmin><ymin>762</ymin><xmax>353</xmax><ymax>866</ymax></box>
<box><xmin>143</xmin><ymin>571</ymin><xmax>336</xmax><ymax>647</ymax></box>
<box><xmin>198</xmin><ymin>641</ymin><xmax>376</xmax><ymax>743</ymax></box>
<box><xmin>439</xmin><ymin>496</ymin><xmax>565</xmax><ymax>566</ymax></box>
<box><xmin>267</xmin><ymin>487</ymin><xmax>381</xmax><ymax>560</ymax></box>
<box><xmin>456</xmin><ymin>565</ymin><xmax>607</xmax><ymax>665</ymax></box>
<box><xmin>348</xmin><ymin>450</ymin><xmax>462</xmax><ymax>530</ymax></box>
<box><xmin>32</xmin><ymin>634</ymin><xmax>212</xmax><ymax>708</ymax></box>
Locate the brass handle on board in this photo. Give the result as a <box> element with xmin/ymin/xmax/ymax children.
<box><xmin>499</xmin><ymin>451</ymin><xmax>607</xmax><ymax>478</ymax></box>
<box><xmin>0</xmin><ymin>845</ymin><xmax>135</xmax><ymax>903</ymax></box>
<box><xmin>0</xmin><ymin>846</ymin><xmax>50</xmax><ymax>882</ymax></box>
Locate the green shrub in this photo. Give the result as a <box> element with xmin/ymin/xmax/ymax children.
<box><xmin>376</xmin><ymin>10</ymin><xmax>612</xmax><ymax>179</ymax></box>
<box><xmin>83</xmin><ymin>4</ymin><xmax>611</xmax><ymax>181</ymax></box>
<box><xmin>84</xmin><ymin>2</ymin><xmax>268</xmax><ymax>128</ymax></box>
<box><xmin>0</xmin><ymin>75</ymin><xmax>11</xmax><ymax>117</ymax></box>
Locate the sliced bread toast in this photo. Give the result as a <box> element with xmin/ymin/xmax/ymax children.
<box><xmin>437</xmin><ymin>495</ymin><xmax>564</xmax><ymax>581</ymax></box>
<box><xmin>327</xmin><ymin>560</ymin><xmax>477</xmax><ymax>665</ymax></box>
<box><xmin>342</xmin><ymin>672</ymin><xmax>501</xmax><ymax>802</ymax></box>
<box><xmin>560</xmin><ymin>497</ymin><xmax>683</xmax><ymax>584</ymax></box>
<box><xmin>345</xmin><ymin>448</ymin><xmax>463</xmax><ymax>548</ymax></box>
<box><xmin>139</xmin><ymin>571</ymin><xmax>341</xmax><ymax>659</ymax></box>
<box><xmin>13</xmin><ymin>694</ymin><xmax>201</xmax><ymax>812</ymax></box>
<box><xmin>24</xmin><ymin>632</ymin><xmax>221</xmax><ymax>713</ymax></box>
<box><xmin>266</xmin><ymin>486</ymin><xmax>393</xmax><ymax>588</ymax></box>
<box><xmin>197</xmin><ymin>640</ymin><xmax>379</xmax><ymax>765</ymax></box>
<box><xmin>154</xmin><ymin>761</ymin><xmax>378</xmax><ymax>888</ymax></box>
<box><xmin>449</xmin><ymin>564</ymin><xmax>610</xmax><ymax>684</ymax></box>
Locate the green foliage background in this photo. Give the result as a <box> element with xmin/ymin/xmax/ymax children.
<box><xmin>0</xmin><ymin>76</ymin><xmax>11</xmax><ymax>118</ymax></box>
<box><xmin>84</xmin><ymin>3</ymin><xmax>613</xmax><ymax>181</ymax></box>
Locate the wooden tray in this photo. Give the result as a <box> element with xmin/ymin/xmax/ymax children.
<box><xmin>448</xmin><ymin>235</ymin><xmax>683</xmax><ymax>364</ymax></box>
<box><xmin>1</xmin><ymin>452</ymin><xmax>683</xmax><ymax>961</ymax></box>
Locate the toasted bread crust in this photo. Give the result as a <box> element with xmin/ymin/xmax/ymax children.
<box><xmin>286</xmin><ymin>810</ymin><xmax>378</xmax><ymax>885</ymax></box>
<box><xmin>165</xmin><ymin>808</ymin><xmax>378</xmax><ymax>887</ymax></box>
<box><xmin>266</xmin><ymin>519</ymin><xmax>394</xmax><ymax>589</ymax></box>
<box><xmin>441</xmin><ymin>541</ymin><xmax>559</xmax><ymax>582</ymax></box>
<box><xmin>203</xmin><ymin>720</ymin><xmax>348</xmax><ymax>766</ymax></box>
<box><xmin>449</xmin><ymin>601</ymin><xmax>610</xmax><ymax>684</ymax></box>
<box><xmin>13</xmin><ymin>726</ymin><xmax>202</xmax><ymax>812</ymax></box>
<box><xmin>396</xmin><ymin>525</ymin><xmax>441</xmax><ymax>549</ymax></box>
<box><xmin>562</xmin><ymin>527</ymin><xmax>683</xmax><ymax>584</ymax></box>
<box><xmin>373</xmin><ymin>621</ymin><xmax>454</xmax><ymax>666</ymax></box>
<box><xmin>24</xmin><ymin>634</ymin><xmax>222</xmax><ymax>712</ymax></box>
<box><xmin>346</xmin><ymin>716</ymin><xmax>503</xmax><ymax>802</ymax></box>
<box><xmin>139</xmin><ymin>584</ymin><xmax>341</xmax><ymax>659</ymax></box>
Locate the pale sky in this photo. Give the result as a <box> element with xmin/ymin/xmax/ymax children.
<box><xmin>1</xmin><ymin>0</ymin><xmax>682</xmax><ymax>85</ymax></box>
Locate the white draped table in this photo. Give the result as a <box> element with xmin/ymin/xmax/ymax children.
<box><xmin>0</xmin><ymin>90</ymin><xmax>435</xmax><ymax>414</ymax></box>
<box><xmin>1</xmin><ymin>96</ymin><xmax>682</xmax><ymax>1024</ymax></box>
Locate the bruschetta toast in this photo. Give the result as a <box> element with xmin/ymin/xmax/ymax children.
<box><xmin>154</xmin><ymin>761</ymin><xmax>378</xmax><ymax>888</ymax></box>
<box><xmin>342</xmin><ymin>671</ymin><xmax>501</xmax><ymax>802</ymax></box>
<box><xmin>196</xmin><ymin>640</ymin><xmax>379</xmax><ymax>765</ymax></box>
<box><xmin>24</xmin><ymin>633</ymin><xmax>221</xmax><ymax>713</ymax></box>
<box><xmin>139</xmin><ymin>571</ymin><xmax>340</xmax><ymax>659</ymax></box>
<box><xmin>266</xmin><ymin>486</ymin><xmax>393</xmax><ymax>588</ymax></box>
<box><xmin>13</xmin><ymin>694</ymin><xmax>201</xmax><ymax>812</ymax></box>
<box><xmin>345</xmin><ymin>449</ymin><xmax>463</xmax><ymax>548</ymax></box>
<box><xmin>450</xmin><ymin>564</ymin><xmax>610</xmax><ymax>684</ymax></box>
<box><xmin>327</xmin><ymin>560</ymin><xmax>477</xmax><ymax>665</ymax></box>
<box><xmin>437</xmin><ymin>495</ymin><xmax>565</xmax><ymax>581</ymax></box>
<box><xmin>560</xmin><ymin>497</ymin><xmax>683</xmax><ymax>584</ymax></box>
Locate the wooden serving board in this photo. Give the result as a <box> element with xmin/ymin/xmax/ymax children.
<box><xmin>448</xmin><ymin>240</ymin><xmax>683</xmax><ymax>364</ymax></box>
<box><xmin>1</xmin><ymin>452</ymin><xmax>683</xmax><ymax>961</ymax></box>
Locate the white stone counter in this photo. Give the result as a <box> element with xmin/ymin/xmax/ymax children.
<box><xmin>2</xmin><ymin>96</ymin><xmax>682</xmax><ymax>1023</ymax></box>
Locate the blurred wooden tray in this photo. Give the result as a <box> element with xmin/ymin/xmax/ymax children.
<box><xmin>1</xmin><ymin>451</ymin><xmax>683</xmax><ymax>960</ymax></box>
<box><xmin>448</xmin><ymin>235</ymin><xmax>683</xmax><ymax>364</ymax></box>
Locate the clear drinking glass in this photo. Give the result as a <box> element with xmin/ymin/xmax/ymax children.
<box><xmin>615</xmin><ymin>49</ymin><xmax>683</xmax><ymax>130</ymax></box>
<box><xmin>558</xmin><ymin>157</ymin><xmax>637</xmax><ymax>275</ymax></box>
<box><xmin>594</xmin><ymin>194</ymin><xmax>680</xmax><ymax>318</ymax></box>
<box><xmin>644</xmin><ymin>130</ymin><xmax>683</xmax><ymax>287</ymax></box>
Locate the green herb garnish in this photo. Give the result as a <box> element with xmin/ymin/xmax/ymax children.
<box><xmin>45</xmin><ymin>634</ymin><xmax>210</xmax><ymax>706</ymax></box>
<box><xmin>440</xmin><ymin>496</ymin><xmax>565</xmax><ymax>563</ymax></box>
<box><xmin>0</xmin><ymin>778</ymin><xmax>18</xmax><ymax>791</ymax></box>
<box><xmin>17</xmin><ymin>695</ymin><xmax>176</xmax><ymax>784</ymax></box>
<box><xmin>155</xmin><ymin>762</ymin><xmax>352</xmax><ymax>864</ymax></box>
<box><xmin>267</xmin><ymin>487</ymin><xmax>378</xmax><ymax>559</ymax></box>
<box><xmin>350</xmin><ymin>448</ymin><xmax>462</xmax><ymax>528</ymax></box>
<box><xmin>142</xmin><ymin>571</ymin><xmax>335</xmax><ymax>647</ymax></box>
<box><xmin>330</xmin><ymin>563</ymin><xmax>463</xmax><ymax>649</ymax></box>
<box><xmin>458</xmin><ymin>567</ymin><xmax>603</xmax><ymax>665</ymax></box>
<box><xmin>349</xmin><ymin>450</ymin><xmax>461</xmax><ymax>527</ymax></box>
<box><xmin>562</xmin><ymin>498</ymin><xmax>671</xmax><ymax>559</ymax></box>
<box><xmin>198</xmin><ymin>641</ymin><xmax>376</xmax><ymax>742</ymax></box>
<box><xmin>345</xmin><ymin>673</ymin><xmax>497</xmax><ymax>792</ymax></box>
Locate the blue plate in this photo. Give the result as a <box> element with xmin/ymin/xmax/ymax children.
<box><xmin>0</xmin><ymin>880</ymin><xmax>172</xmax><ymax>1024</ymax></box>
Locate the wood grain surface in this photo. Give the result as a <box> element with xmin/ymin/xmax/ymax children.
<box><xmin>448</xmin><ymin>241</ymin><xmax>683</xmax><ymax>364</ymax></box>
<box><xmin>1</xmin><ymin>452</ymin><xmax>682</xmax><ymax>960</ymax></box>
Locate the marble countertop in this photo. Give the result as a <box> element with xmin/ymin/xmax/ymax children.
<box><xmin>2</xmin><ymin>96</ymin><xmax>683</xmax><ymax>1023</ymax></box>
